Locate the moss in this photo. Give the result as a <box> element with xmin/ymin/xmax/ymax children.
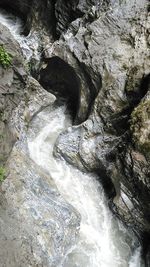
<box><xmin>0</xmin><ymin>45</ymin><xmax>12</xmax><ymax>68</ymax></box>
<box><xmin>130</xmin><ymin>98</ymin><xmax>150</xmax><ymax>156</ymax></box>
<box><xmin>0</xmin><ymin>166</ymin><xmax>6</xmax><ymax>183</ymax></box>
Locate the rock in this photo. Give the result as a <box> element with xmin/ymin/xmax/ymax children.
<box><xmin>8</xmin><ymin>77</ymin><xmax>56</xmax><ymax>141</ymax></box>
<box><xmin>112</xmin><ymin>147</ymin><xmax>150</xmax><ymax>233</ymax></box>
<box><xmin>0</xmin><ymin>19</ymin><xmax>80</xmax><ymax>267</ymax></box>
<box><xmin>0</xmin><ymin>20</ymin><xmax>56</xmax><ymax>164</ymax></box>
<box><xmin>130</xmin><ymin>86</ymin><xmax>150</xmax><ymax>159</ymax></box>
<box><xmin>0</xmin><ymin>0</ymin><xmax>54</xmax><ymax>36</ymax></box>
<box><xmin>41</xmin><ymin>40</ymin><xmax>101</xmax><ymax>123</ymax></box>
<box><xmin>53</xmin><ymin>0</ymin><xmax>150</xmax><ymax>242</ymax></box>
<box><xmin>54</xmin><ymin>0</ymin><xmax>110</xmax><ymax>36</ymax></box>
<box><xmin>0</xmin><ymin>23</ymin><xmax>26</xmax><ymax>164</ymax></box>
<box><xmin>0</xmin><ymin>142</ymin><xmax>80</xmax><ymax>267</ymax></box>
<box><xmin>45</xmin><ymin>0</ymin><xmax>149</xmax><ymax>126</ymax></box>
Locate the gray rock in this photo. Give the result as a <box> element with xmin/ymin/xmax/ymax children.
<box><xmin>52</xmin><ymin>0</ymin><xmax>150</xmax><ymax>240</ymax></box>
<box><xmin>130</xmin><ymin>88</ymin><xmax>150</xmax><ymax>159</ymax></box>
<box><xmin>0</xmin><ymin>143</ymin><xmax>80</xmax><ymax>267</ymax></box>
<box><xmin>0</xmin><ymin>23</ymin><xmax>26</xmax><ymax>164</ymax></box>
<box><xmin>0</xmin><ymin>21</ymin><xmax>80</xmax><ymax>267</ymax></box>
<box><xmin>54</xmin><ymin>0</ymin><xmax>111</xmax><ymax>36</ymax></box>
<box><xmin>113</xmin><ymin>147</ymin><xmax>150</xmax><ymax>233</ymax></box>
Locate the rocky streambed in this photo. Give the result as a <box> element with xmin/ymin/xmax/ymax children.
<box><xmin>0</xmin><ymin>0</ymin><xmax>150</xmax><ymax>266</ymax></box>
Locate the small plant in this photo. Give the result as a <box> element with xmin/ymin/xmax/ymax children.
<box><xmin>0</xmin><ymin>167</ymin><xmax>6</xmax><ymax>183</ymax></box>
<box><xmin>0</xmin><ymin>45</ymin><xmax>12</xmax><ymax>68</ymax></box>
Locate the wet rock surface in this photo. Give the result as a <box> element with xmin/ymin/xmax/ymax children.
<box><xmin>52</xmin><ymin>0</ymin><xmax>150</xmax><ymax>249</ymax></box>
<box><xmin>0</xmin><ymin>23</ymin><xmax>26</xmax><ymax>164</ymax></box>
<box><xmin>0</xmin><ymin>142</ymin><xmax>80</xmax><ymax>267</ymax></box>
<box><xmin>0</xmin><ymin>21</ymin><xmax>80</xmax><ymax>267</ymax></box>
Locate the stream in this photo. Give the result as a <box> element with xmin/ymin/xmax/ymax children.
<box><xmin>0</xmin><ymin>9</ymin><xmax>145</xmax><ymax>267</ymax></box>
<box><xmin>27</xmin><ymin>105</ymin><xmax>143</xmax><ymax>267</ymax></box>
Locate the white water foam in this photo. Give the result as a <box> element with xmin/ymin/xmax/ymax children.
<box><xmin>0</xmin><ymin>8</ymin><xmax>40</xmax><ymax>61</ymax></box>
<box><xmin>129</xmin><ymin>247</ymin><xmax>142</xmax><ymax>267</ymax></box>
<box><xmin>28</xmin><ymin>106</ymin><xmax>143</xmax><ymax>267</ymax></box>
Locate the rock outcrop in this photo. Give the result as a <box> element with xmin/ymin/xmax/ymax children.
<box><xmin>47</xmin><ymin>0</ymin><xmax>150</xmax><ymax>249</ymax></box>
<box><xmin>0</xmin><ymin>0</ymin><xmax>55</xmax><ymax>36</ymax></box>
<box><xmin>0</xmin><ymin>23</ymin><xmax>26</xmax><ymax>164</ymax></box>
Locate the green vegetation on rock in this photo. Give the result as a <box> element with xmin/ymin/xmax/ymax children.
<box><xmin>130</xmin><ymin>98</ymin><xmax>150</xmax><ymax>156</ymax></box>
<box><xmin>0</xmin><ymin>45</ymin><xmax>12</xmax><ymax>68</ymax></box>
<box><xmin>0</xmin><ymin>166</ymin><xmax>6</xmax><ymax>183</ymax></box>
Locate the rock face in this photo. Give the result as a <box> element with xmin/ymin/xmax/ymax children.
<box><xmin>0</xmin><ymin>23</ymin><xmax>26</xmax><ymax>164</ymax></box>
<box><xmin>54</xmin><ymin>0</ymin><xmax>110</xmax><ymax>36</ymax></box>
<box><xmin>0</xmin><ymin>22</ymin><xmax>80</xmax><ymax>266</ymax></box>
<box><xmin>0</xmin><ymin>143</ymin><xmax>80</xmax><ymax>267</ymax></box>
<box><xmin>0</xmin><ymin>0</ymin><xmax>54</xmax><ymax>36</ymax></box>
<box><xmin>0</xmin><ymin>22</ymin><xmax>54</xmax><ymax>164</ymax></box>
<box><xmin>48</xmin><ymin>0</ymin><xmax>150</xmax><ymax>246</ymax></box>
<box><xmin>131</xmin><ymin>82</ymin><xmax>150</xmax><ymax>159</ymax></box>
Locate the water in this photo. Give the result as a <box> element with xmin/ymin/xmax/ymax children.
<box><xmin>27</xmin><ymin>106</ymin><xmax>143</xmax><ymax>267</ymax></box>
<box><xmin>0</xmin><ymin>8</ymin><xmax>40</xmax><ymax>61</ymax></box>
<box><xmin>0</xmin><ymin>9</ymin><xmax>144</xmax><ymax>267</ymax></box>
<box><xmin>129</xmin><ymin>247</ymin><xmax>143</xmax><ymax>267</ymax></box>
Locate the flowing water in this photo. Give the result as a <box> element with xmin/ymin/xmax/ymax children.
<box><xmin>0</xmin><ymin>9</ymin><xmax>145</xmax><ymax>267</ymax></box>
<box><xmin>0</xmin><ymin>8</ymin><xmax>40</xmax><ymax>61</ymax></box>
<box><xmin>27</xmin><ymin>106</ymin><xmax>143</xmax><ymax>267</ymax></box>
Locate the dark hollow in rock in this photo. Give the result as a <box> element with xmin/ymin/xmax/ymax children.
<box><xmin>39</xmin><ymin>56</ymin><xmax>81</xmax><ymax>122</ymax></box>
